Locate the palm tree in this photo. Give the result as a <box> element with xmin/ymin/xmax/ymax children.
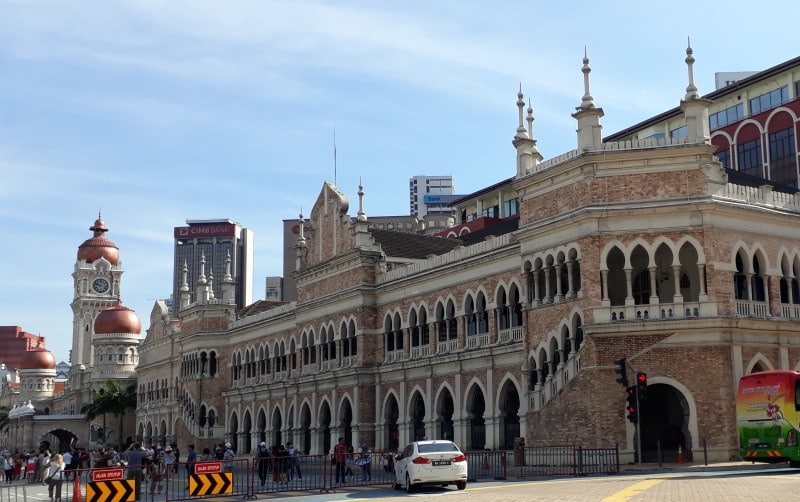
<box><xmin>81</xmin><ymin>380</ymin><xmax>137</xmax><ymax>450</ymax></box>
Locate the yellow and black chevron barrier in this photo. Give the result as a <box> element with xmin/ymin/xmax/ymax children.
<box><xmin>86</xmin><ymin>480</ymin><xmax>135</xmax><ymax>502</ymax></box>
<box><xmin>188</xmin><ymin>472</ymin><xmax>233</xmax><ymax>496</ymax></box>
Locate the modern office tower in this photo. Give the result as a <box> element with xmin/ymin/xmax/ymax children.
<box><xmin>265</xmin><ymin>276</ymin><xmax>283</xmax><ymax>301</ymax></box>
<box><xmin>173</xmin><ymin>219</ymin><xmax>253</xmax><ymax>312</ymax></box>
<box><xmin>409</xmin><ymin>175</ymin><xmax>457</xmax><ymax>218</ymax></box>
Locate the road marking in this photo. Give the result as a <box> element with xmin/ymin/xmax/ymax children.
<box><xmin>601</xmin><ymin>478</ymin><xmax>665</xmax><ymax>501</ymax></box>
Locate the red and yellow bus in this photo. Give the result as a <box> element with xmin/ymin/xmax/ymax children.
<box><xmin>736</xmin><ymin>370</ymin><xmax>800</xmax><ymax>465</ymax></box>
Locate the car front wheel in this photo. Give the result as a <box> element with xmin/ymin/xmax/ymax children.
<box><xmin>405</xmin><ymin>473</ymin><xmax>414</xmax><ymax>493</ymax></box>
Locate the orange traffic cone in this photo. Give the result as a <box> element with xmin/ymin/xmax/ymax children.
<box><xmin>676</xmin><ymin>445</ymin><xmax>684</xmax><ymax>464</ymax></box>
<box><xmin>482</xmin><ymin>454</ymin><xmax>489</xmax><ymax>469</ymax></box>
<box><xmin>72</xmin><ymin>475</ymin><xmax>83</xmax><ymax>502</ymax></box>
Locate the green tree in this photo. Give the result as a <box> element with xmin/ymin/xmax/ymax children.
<box><xmin>81</xmin><ymin>380</ymin><xmax>137</xmax><ymax>450</ymax></box>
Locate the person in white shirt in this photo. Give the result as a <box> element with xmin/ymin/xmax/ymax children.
<box><xmin>39</xmin><ymin>450</ymin><xmax>51</xmax><ymax>485</ymax></box>
<box><xmin>46</xmin><ymin>454</ymin><xmax>66</xmax><ymax>502</ymax></box>
<box><xmin>61</xmin><ymin>451</ymin><xmax>73</xmax><ymax>482</ymax></box>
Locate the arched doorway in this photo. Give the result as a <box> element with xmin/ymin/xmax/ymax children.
<box><xmin>271</xmin><ymin>407</ymin><xmax>283</xmax><ymax>447</ymax></box>
<box><xmin>299</xmin><ymin>405</ymin><xmax>311</xmax><ymax>454</ymax></box>
<box><xmin>639</xmin><ymin>383</ymin><xmax>691</xmax><ymax>463</ymax></box>
<box><xmin>339</xmin><ymin>400</ymin><xmax>353</xmax><ymax>447</ymax></box>
<box><xmin>409</xmin><ymin>392</ymin><xmax>426</xmax><ymax>441</ymax></box>
<box><xmin>242</xmin><ymin>411</ymin><xmax>252</xmax><ymax>454</ymax></box>
<box><xmin>229</xmin><ymin>412</ymin><xmax>239</xmax><ymax>452</ymax></box>
<box><xmin>466</xmin><ymin>386</ymin><xmax>486</xmax><ymax>450</ymax></box>
<box><xmin>436</xmin><ymin>389</ymin><xmax>454</xmax><ymax>441</ymax></box>
<box><xmin>319</xmin><ymin>403</ymin><xmax>332</xmax><ymax>454</ymax></box>
<box><xmin>40</xmin><ymin>429</ymin><xmax>78</xmax><ymax>453</ymax></box>
<box><xmin>499</xmin><ymin>381</ymin><xmax>521</xmax><ymax>449</ymax></box>
<box><xmin>257</xmin><ymin>409</ymin><xmax>267</xmax><ymax>446</ymax></box>
<box><xmin>384</xmin><ymin>395</ymin><xmax>400</xmax><ymax>451</ymax></box>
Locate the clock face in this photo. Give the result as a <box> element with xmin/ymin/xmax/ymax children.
<box><xmin>92</xmin><ymin>278</ymin><xmax>110</xmax><ymax>293</ymax></box>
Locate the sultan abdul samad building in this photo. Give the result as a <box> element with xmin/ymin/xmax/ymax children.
<box><xmin>134</xmin><ymin>47</ymin><xmax>800</xmax><ymax>464</ymax></box>
<box><xmin>5</xmin><ymin>47</ymin><xmax>800</xmax><ymax>464</ymax></box>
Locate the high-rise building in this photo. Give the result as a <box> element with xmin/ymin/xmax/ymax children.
<box><xmin>265</xmin><ymin>276</ymin><xmax>283</xmax><ymax>301</ymax></box>
<box><xmin>173</xmin><ymin>219</ymin><xmax>253</xmax><ymax>312</ymax></box>
<box><xmin>409</xmin><ymin>175</ymin><xmax>457</xmax><ymax>218</ymax></box>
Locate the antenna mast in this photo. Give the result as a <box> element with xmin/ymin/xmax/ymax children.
<box><xmin>333</xmin><ymin>127</ymin><xmax>337</xmax><ymax>186</ymax></box>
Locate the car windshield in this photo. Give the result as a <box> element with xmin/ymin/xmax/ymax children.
<box><xmin>417</xmin><ymin>443</ymin><xmax>459</xmax><ymax>454</ymax></box>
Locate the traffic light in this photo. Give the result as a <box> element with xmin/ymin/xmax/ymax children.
<box><xmin>614</xmin><ymin>358</ymin><xmax>628</xmax><ymax>387</ymax></box>
<box><xmin>626</xmin><ymin>386</ymin><xmax>638</xmax><ymax>423</ymax></box>
<box><xmin>636</xmin><ymin>372</ymin><xmax>648</xmax><ymax>400</ymax></box>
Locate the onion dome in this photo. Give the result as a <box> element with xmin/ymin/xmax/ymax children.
<box><xmin>77</xmin><ymin>216</ymin><xmax>119</xmax><ymax>265</ymax></box>
<box><xmin>94</xmin><ymin>304</ymin><xmax>141</xmax><ymax>335</ymax></box>
<box><xmin>20</xmin><ymin>346</ymin><xmax>56</xmax><ymax>370</ymax></box>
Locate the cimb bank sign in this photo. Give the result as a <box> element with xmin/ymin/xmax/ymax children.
<box><xmin>174</xmin><ymin>223</ymin><xmax>237</xmax><ymax>239</ymax></box>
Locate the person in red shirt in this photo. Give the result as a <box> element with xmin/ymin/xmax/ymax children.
<box><xmin>332</xmin><ymin>438</ymin><xmax>347</xmax><ymax>484</ymax></box>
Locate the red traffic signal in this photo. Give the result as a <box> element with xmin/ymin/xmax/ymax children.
<box><xmin>636</xmin><ymin>372</ymin><xmax>648</xmax><ymax>400</ymax></box>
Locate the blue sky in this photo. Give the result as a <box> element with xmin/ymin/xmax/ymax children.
<box><xmin>1</xmin><ymin>0</ymin><xmax>797</xmax><ymax>364</ymax></box>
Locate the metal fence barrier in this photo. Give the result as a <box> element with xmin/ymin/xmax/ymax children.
<box><xmin>0</xmin><ymin>445</ymin><xmax>618</xmax><ymax>502</ymax></box>
<box><xmin>466</xmin><ymin>445</ymin><xmax>620</xmax><ymax>481</ymax></box>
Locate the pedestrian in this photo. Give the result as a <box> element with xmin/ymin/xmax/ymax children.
<box><xmin>254</xmin><ymin>442</ymin><xmax>270</xmax><ymax>486</ymax></box>
<box><xmin>147</xmin><ymin>453</ymin><xmax>165</xmax><ymax>495</ymax></box>
<box><xmin>39</xmin><ymin>449</ymin><xmax>51</xmax><ymax>484</ymax></box>
<box><xmin>163</xmin><ymin>446</ymin><xmax>176</xmax><ymax>474</ymax></box>
<box><xmin>358</xmin><ymin>444</ymin><xmax>372</xmax><ymax>481</ymax></box>
<box><xmin>200</xmin><ymin>448</ymin><xmax>213</xmax><ymax>462</ymax></box>
<box><xmin>332</xmin><ymin>437</ymin><xmax>347</xmax><ymax>484</ymax></box>
<box><xmin>123</xmin><ymin>442</ymin><xmax>146</xmax><ymax>502</ymax></box>
<box><xmin>222</xmin><ymin>443</ymin><xmax>235</xmax><ymax>474</ymax></box>
<box><xmin>3</xmin><ymin>451</ymin><xmax>13</xmax><ymax>484</ymax></box>
<box><xmin>172</xmin><ymin>444</ymin><xmax>180</xmax><ymax>474</ymax></box>
<box><xmin>184</xmin><ymin>444</ymin><xmax>196</xmax><ymax>490</ymax></box>
<box><xmin>344</xmin><ymin>444</ymin><xmax>355</xmax><ymax>480</ymax></box>
<box><xmin>45</xmin><ymin>453</ymin><xmax>66</xmax><ymax>502</ymax></box>
<box><xmin>286</xmin><ymin>442</ymin><xmax>302</xmax><ymax>481</ymax></box>
<box><xmin>277</xmin><ymin>445</ymin><xmax>290</xmax><ymax>483</ymax></box>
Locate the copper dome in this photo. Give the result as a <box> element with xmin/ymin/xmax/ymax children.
<box><xmin>77</xmin><ymin>217</ymin><xmax>119</xmax><ymax>265</ymax></box>
<box><xmin>94</xmin><ymin>304</ymin><xmax>141</xmax><ymax>335</ymax></box>
<box><xmin>20</xmin><ymin>347</ymin><xmax>56</xmax><ymax>370</ymax></box>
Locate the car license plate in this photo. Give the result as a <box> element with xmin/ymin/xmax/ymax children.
<box><xmin>432</xmin><ymin>460</ymin><xmax>451</xmax><ymax>466</ymax></box>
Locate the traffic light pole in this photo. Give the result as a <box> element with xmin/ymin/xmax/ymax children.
<box><xmin>635</xmin><ymin>385</ymin><xmax>642</xmax><ymax>464</ymax></box>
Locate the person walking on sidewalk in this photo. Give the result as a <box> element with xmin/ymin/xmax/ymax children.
<box><xmin>286</xmin><ymin>442</ymin><xmax>302</xmax><ymax>482</ymax></box>
<box><xmin>254</xmin><ymin>442</ymin><xmax>270</xmax><ymax>486</ymax></box>
<box><xmin>45</xmin><ymin>453</ymin><xmax>66</xmax><ymax>502</ymax></box>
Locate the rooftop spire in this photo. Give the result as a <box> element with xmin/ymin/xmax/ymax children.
<box><xmin>297</xmin><ymin>211</ymin><xmax>306</xmax><ymax>247</ymax></box>
<box><xmin>579</xmin><ymin>47</ymin><xmax>596</xmax><ymax>110</ymax></box>
<box><xmin>357</xmin><ymin>178</ymin><xmax>367</xmax><ymax>222</ymax></box>
<box><xmin>515</xmin><ymin>84</ymin><xmax>528</xmax><ymax>139</ymax></box>
<box><xmin>526</xmin><ymin>98</ymin><xmax>534</xmax><ymax>142</ymax></box>
<box><xmin>197</xmin><ymin>253</ymin><xmax>207</xmax><ymax>285</ymax></box>
<box><xmin>684</xmin><ymin>37</ymin><xmax>700</xmax><ymax>100</ymax></box>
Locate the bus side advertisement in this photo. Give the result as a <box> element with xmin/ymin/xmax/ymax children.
<box><xmin>736</xmin><ymin>370</ymin><xmax>800</xmax><ymax>463</ymax></box>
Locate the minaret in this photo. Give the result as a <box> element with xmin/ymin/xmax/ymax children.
<box><xmin>680</xmin><ymin>39</ymin><xmax>712</xmax><ymax>144</ymax></box>
<box><xmin>355</xmin><ymin>179</ymin><xmax>373</xmax><ymax>247</ymax></box>
<box><xmin>572</xmin><ymin>49</ymin><xmax>605</xmax><ymax>151</ymax></box>
<box><xmin>180</xmin><ymin>260</ymin><xmax>191</xmax><ymax>309</ymax></box>
<box><xmin>222</xmin><ymin>250</ymin><xmax>235</xmax><ymax>304</ymax></box>
<box><xmin>513</xmin><ymin>86</ymin><xmax>541</xmax><ymax>176</ymax></box>
<box><xmin>296</xmin><ymin>212</ymin><xmax>307</xmax><ymax>271</ymax></box>
<box><xmin>196</xmin><ymin>253</ymin><xmax>210</xmax><ymax>303</ymax></box>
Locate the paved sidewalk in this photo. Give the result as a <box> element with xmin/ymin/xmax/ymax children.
<box><xmin>618</xmin><ymin>459</ymin><xmax>788</xmax><ymax>474</ymax></box>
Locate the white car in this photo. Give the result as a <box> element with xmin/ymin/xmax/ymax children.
<box><xmin>393</xmin><ymin>440</ymin><xmax>468</xmax><ymax>492</ymax></box>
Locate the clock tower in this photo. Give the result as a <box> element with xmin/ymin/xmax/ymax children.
<box><xmin>70</xmin><ymin>215</ymin><xmax>123</xmax><ymax>371</ymax></box>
